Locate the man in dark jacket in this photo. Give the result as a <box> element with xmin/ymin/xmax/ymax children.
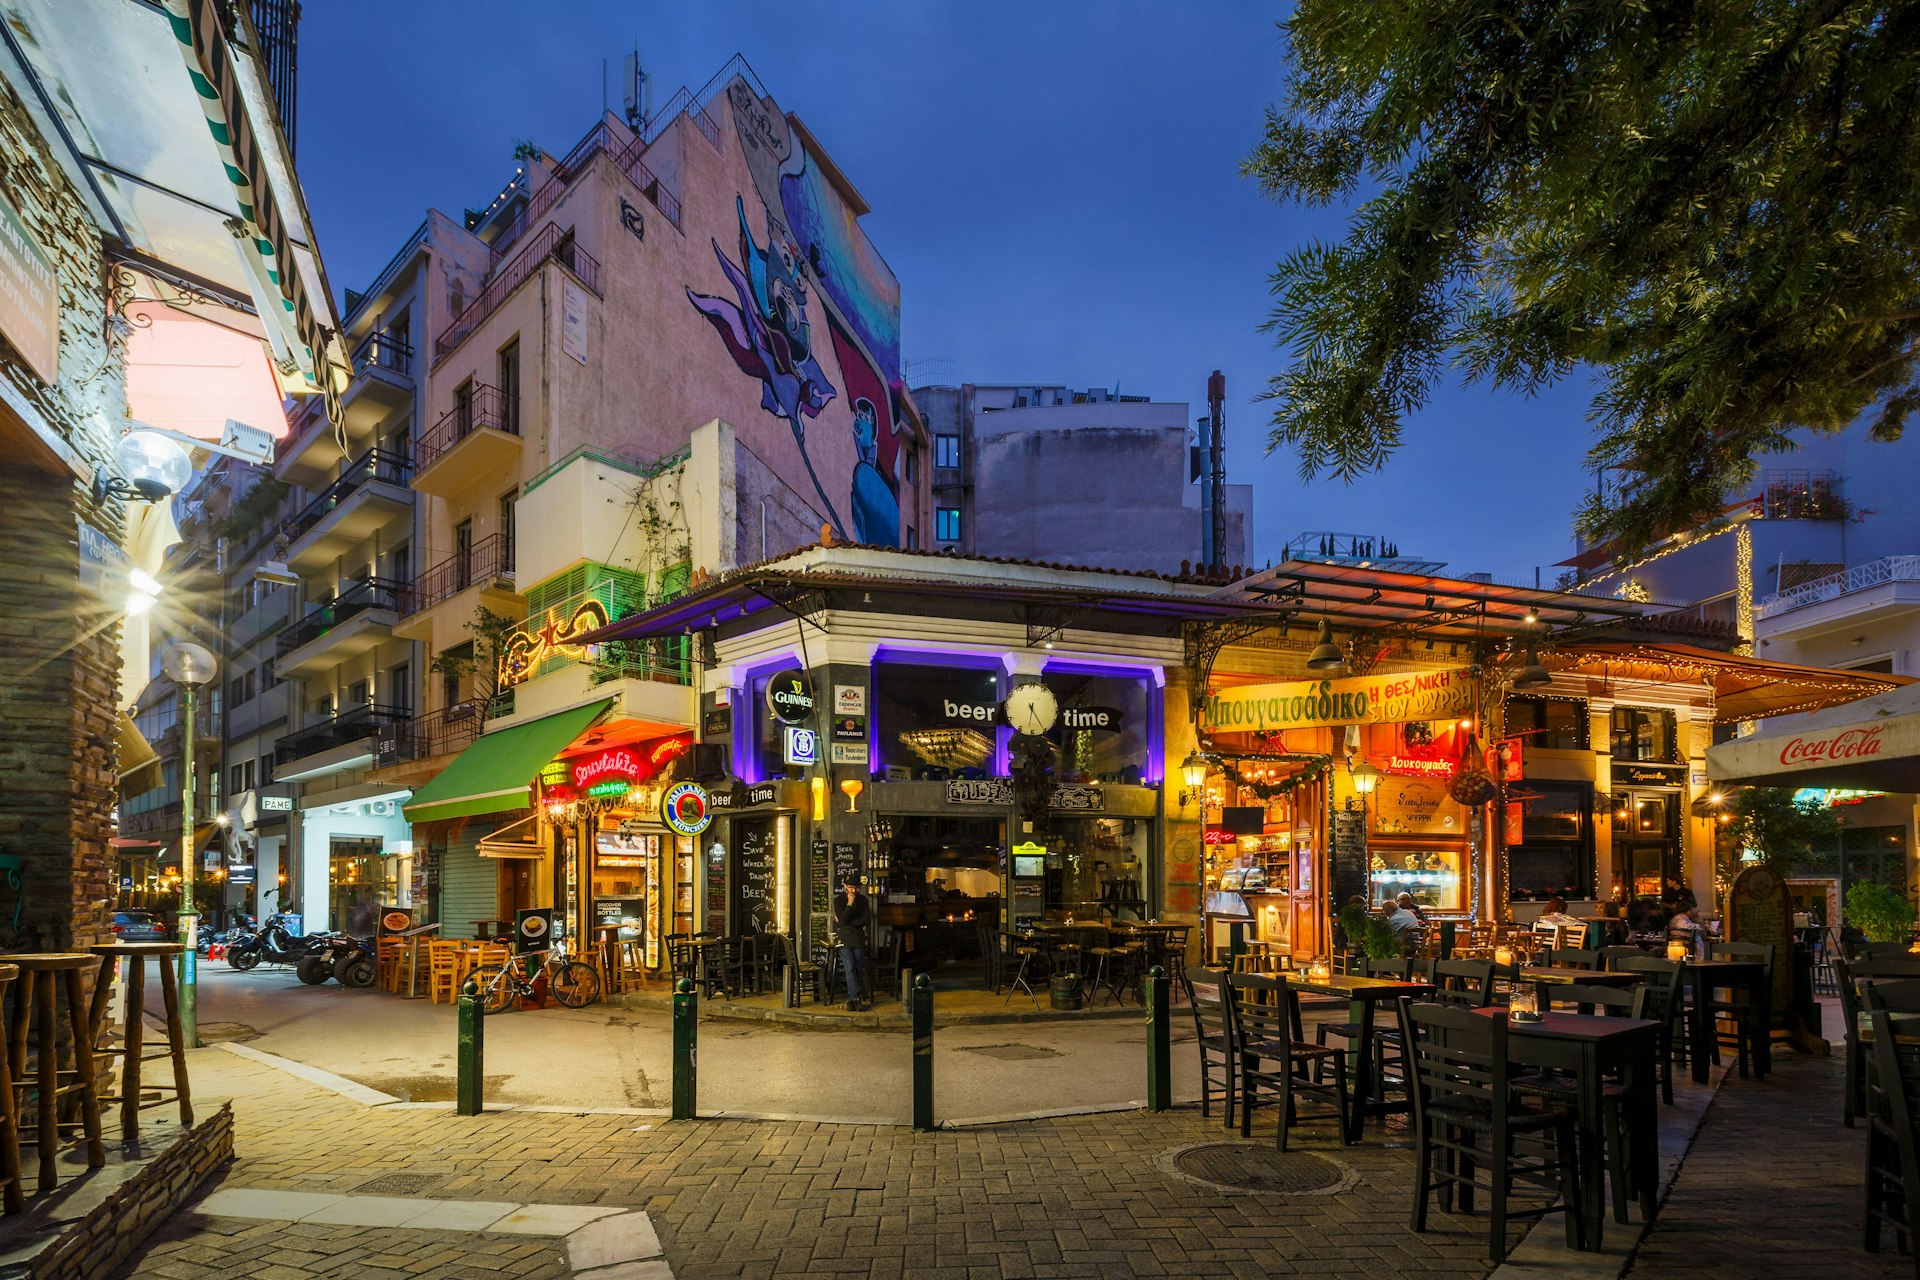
<box><xmin>831</xmin><ymin>875</ymin><xmax>872</xmax><ymax>1011</ymax></box>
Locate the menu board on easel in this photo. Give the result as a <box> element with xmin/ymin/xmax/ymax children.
<box><xmin>731</xmin><ymin>815</ymin><xmax>778</xmax><ymax>935</ymax></box>
<box><xmin>1332</xmin><ymin>809</ymin><xmax>1368</xmax><ymax>909</ymax></box>
<box><xmin>809</xmin><ymin>839</ymin><xmax>830</xmax><ymax>947</ymax></box>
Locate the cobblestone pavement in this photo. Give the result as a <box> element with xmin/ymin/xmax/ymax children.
<box><xmin>119</xmin><ymin>1046</ymin><xmax>1512</xmax><ymax>1279</ymax></box>
<box><xmin>1624</xmin><ymin>1052</ymin><xmax>1908</xmax><ymax>1280</ymax></box>
<box><xmin>123</xmin><ymin>1215</ymin><xmax>571</xmax><ymax>1280</ymax></box>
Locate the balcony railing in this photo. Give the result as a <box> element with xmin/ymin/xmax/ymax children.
<box><xmin>1757</xmin><ymin>555</ymin><xmax>1920</xmax><ymax>619</ymax></box>
<box><xmin>1759</xmin><ymin>469</ymin><xmax>1843</xmax><ymax>520</ymax></box>
<box><xmin>489</xmin><ymin>121</ymin><xmax>685</xmax><ymax>264</ymax></box>
<box><xmin>282</xmin><ymin>449</ymin><xmax>412</xmax><ymax>542</ymax></box>
<box><xmin>274</xmin><ymin>703</ymin><xmax>411</xmax><ymax>767</ymax></box>
<box><xmin>351</xmin><ymin>329</ymin><xmax>414</xmax><ymax>381</ymax></box>
<box><xmin>276</xmin><ymin>577</ymin><xmax>407</xmax><ymax>657</ymax></box>
<box><xmin>399</xmin><ymin>533</ymin><xmax>514</xmax><ymax>617</ymax></box>
<box><xmin>414</xmin><ymin>384</ymin><xmax>519</xmax><ymax>472</ymax></box>
<box><xmin>385</xmin><ymin>703</ymin><xmax>489</xmax><ymax>762</ymax></box>
<box><xmin>436</xmin><ymin>223</ymin><xmax>600</xmax><ymax>363</ymax></box>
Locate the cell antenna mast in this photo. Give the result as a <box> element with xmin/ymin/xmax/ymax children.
<box><xmin>623</xmin><ymin>50</ymin><xmax>650</xmax><ymax>130</ymax></box>
<box><xmin>1206</xmin><ymin>370</ymin><xmax>1227</xmax><ymax>570</ymax></box>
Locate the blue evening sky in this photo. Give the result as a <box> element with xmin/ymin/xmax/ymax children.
<box><xmin>297</xmin><ymin>1</ymin><xmax>1597</xmax><ymax>581</ymax></box>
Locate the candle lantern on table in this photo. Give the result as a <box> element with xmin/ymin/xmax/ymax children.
<box><xmin>1666</xmin><ymin>940</ymin><xmax>1689</xmax><ymax>963</ymax></box>
<box><xmin>1509</xmin><ymin>983</ymin><xmax>1543</xmax><ymax>1022</ymax></box>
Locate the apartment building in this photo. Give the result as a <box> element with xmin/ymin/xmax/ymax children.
<box><xmin>323</xmin><ymin>56</ymin><xmax>932</xmax><ymax>945</ymax></box>
<box><xmin>914</xmin><ymin>382</ymin><xmax>1253</xmax><ymax>574</ymax></box>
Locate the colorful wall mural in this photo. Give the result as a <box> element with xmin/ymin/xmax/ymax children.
<box><xmin>691</xmin><ymin>77</ymin><xmax>906</xmax><ymax>544</ymax></box>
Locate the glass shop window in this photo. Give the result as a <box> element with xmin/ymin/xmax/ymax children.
<box><xmin>1044</xmin><ymin>668</ymin><xmax>1151</xmax><ymax>784</ymax></box>
<box><xmin>873</xmin><ymin>659</ymin><xmax>1002</xmax><ymax>781</ymax></box>
<box><xmin>1610</xmin><ymin>707</ymin><xmax>1677</xmax><ymax>763</ymax></box>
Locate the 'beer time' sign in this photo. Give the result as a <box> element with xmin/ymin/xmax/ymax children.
<box><xmin>1203</xmin><ymin>666</ymin><xmax>1474</xmax><ymax>733</ymax></box>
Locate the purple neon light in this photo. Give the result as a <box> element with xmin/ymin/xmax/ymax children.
<box><xmin>870</xmin><ymin>646</ymin><xmax>1009</xmax><ymax>776</ymax></box>
<box><xmin>733</xmin><ymin>650</ymin><xmax>803</xmax><ymax>783</ymax></box>
<box><xmin>1042</xmin><ymin>657</ymin><xmax>1165</xmax><ymax>785</ymax></box>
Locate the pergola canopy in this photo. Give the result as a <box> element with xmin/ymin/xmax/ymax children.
<box><xmin>1545</xmin><ymin>643</ymin><xmax>1906</xmax><ymax>723</ymax></box>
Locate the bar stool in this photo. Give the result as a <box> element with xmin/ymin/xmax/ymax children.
<box><xmin>0</xmin><ymin>953</ymin><xmax>105</xmax><ymax>1193</ymax></box>
<box><xmin>0</xmin><ymin>964</ymin><xmax>20</xmax><ymax>1213</ymax></box>
<box><xmin>85</xmin><ymin>943</ymin><xmax>192</xmax><ymax>1143</ymax></box>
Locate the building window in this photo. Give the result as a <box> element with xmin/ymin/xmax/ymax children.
<box><xmin>389</xmin><ymin>541</ymin><xmax>410</xmax><ymax>586</ymax></box>
<box><xmin>228</xmin><ymin>669</ymin><xmax>255</xmax><ymax>708</ymax></box>
<box><xmin>935</xmin><ymin>507</ymin><xmax>962</xmax><ymax>542</ymax></box>
<box><xmin>453</xmin><ymin>378</ymin><xmax>474</xmax><ymax>435</ymax></box>
<box><xmin>872</xmin><ymin>658</ymin><xmax>1002</xmax><ymax>780</ymax></box>
<box><xmin>1507</xmin><ymin>781</ymin><xmax>1594</xmax><ymax>902</ymax></box>
<box><xmin>499</xmin><ymin>489</ymin><xmax>518</xmax><ymax>572</ymax></box>
<box><xmin>389</xmin><ymin>661</ymin><xmax>412</xmax><ymax>715</ymax></box>
<box><xmin>1503</xmin><ymin>696</ymin><xmax>1588</xmax><ymax>750</ymax></box>
<box><xmin>498</xmin><ymin>338</ymin><xmax>521</xmax><ymax>434</ymax></box>
<box><xmin>935</xmin><ymin>434</ymin><xmax>961</xmax><ymax>468</ymax></box>
<box><xmin>903</xmin><ymin>445</ymin><xmax>917</xmax><ymax>484</ymax></box>
<box><xmin>454</xmin><ymin>518</ymin><xmax>474</xmax><ymax>590</ymax></box>
<box><xmin>348</xmin><ymin>679</ymin><xmax>370</xmax><ymax>708</ymax></box>
<box><xmin>1610</xmin><ymin>707</ymin><xmax>1677</xmax><ymax>763</ymax></box>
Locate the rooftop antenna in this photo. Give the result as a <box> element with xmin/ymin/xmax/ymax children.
<box><xmin>622</xmin><ymin>48</ymin><xmax>650</xmax><ymax>131</ymax></box>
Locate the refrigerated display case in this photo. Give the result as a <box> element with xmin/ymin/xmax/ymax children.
<box><xmin>1367</xmin><ymin>837</ymin><xmax>1468</xmax><ymax>914</ymax></box>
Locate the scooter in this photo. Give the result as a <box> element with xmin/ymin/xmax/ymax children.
<box><xmin>226</xmin><ymin>912</ymin><xmax>319</xmax><ymax>971</ymax></box>
<box><xmin>294</xmin><ymin>933</ymin><xmax>376</xmax><ymax>988</ymax></box>
<box><xmin>197</xmin><ymin>913</ymin><xmax>257</xmax><ymax>956</ymax></box>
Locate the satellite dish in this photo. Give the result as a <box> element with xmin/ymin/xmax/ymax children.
<box><xmin>162</xmin><ymin>641</ymin><xmax>219</xmax><ymax>686</ymax></box>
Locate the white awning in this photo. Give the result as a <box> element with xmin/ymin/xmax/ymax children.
<box><xmin>1706</xmin><ymin>680</ymin><xmax>1920</xmax><ymax>792</ymax></box>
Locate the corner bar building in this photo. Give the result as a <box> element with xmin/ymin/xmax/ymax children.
<box><xmin>556</xmin><ymin>545</ymin><xmax>1898</xmax><ymax>983</ymax></box>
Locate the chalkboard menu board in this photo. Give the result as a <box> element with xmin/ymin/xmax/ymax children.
<box><xmin>732</xmin><ymin>816</ymin><xmax>778</xmax><ymax>935</ymax></box>
<box><xmin>831</xmin><ymin>842</ymin><xmax>862</xmax><ymax>889</ymax></box>
<box><xmin>1331</xmin><ymin>809</ymin><xmax>1369</xmax><ymax>908</ymax></box>
<box><xmin>809</xmin><ymin>840</ymin><xmax>830</xmax><ymax>949</ymax></box>
<box><xmin>704</xmin><ymin>837</ymin><xmax>727</xmax><ymax>922</ymax></box>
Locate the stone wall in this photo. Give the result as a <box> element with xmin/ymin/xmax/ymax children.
<box><xmin>24</xmin><ymin>1105</ymin><xmax>234</xmax><ymax>1280</ymax></box>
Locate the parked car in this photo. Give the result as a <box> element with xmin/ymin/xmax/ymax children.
<box><xmin>110</xmin><ymin>910</ymin><xmax>167</xmax><ymax>942</ymax></box>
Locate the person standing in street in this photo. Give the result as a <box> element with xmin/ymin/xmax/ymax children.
<box><xmin>831</xmin><ymin>875</ymin><xmax>872</xmax><ymax>1011</ymax></box>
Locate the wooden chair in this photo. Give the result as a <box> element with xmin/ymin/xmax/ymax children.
<box><xmin>779</xmin><ymin>934</ymin><xmax>825</xmax><ymax>1007</ymax></box>
<box><xmin>1549</xmin><ymin>947</ymin><xmax>1601</xmax><ymax>971</ymax></box>
<box><xmin>1526</xmin><ymin>984</ymin><xmax>1659</xmax><ymax>1226</ymax></box>
<box><xmin>1612</xmin><ymin>955</ymin><xmax>1685</xmax><ymax>1104</ymax></box>
<box><xmin>1598</xmin><ymin>945</ymin><xmax>1649</xmax><ymax>971</ymax></box>
<box><xmin>1853</xmin><ymin>940</ymin><xmax>1920</xmax><ymax>962</ymax></box>
<box><xmin>1227</xmin><ymin>973</ymin><xmax>1349</xmax><ymax>1150</ymax></box>
<box><xmin>1864</xmin><ymin>1009</ymin><xmax>1920</xmax><ymax>1269</ymax></box>
<box><xmin>1183</xmin><ymin>966</ymin><xmax>1237</xmax><ymax>1127</ymax></box>
<box><xmin>376</xmin><ymin>937</ymin><xmax>404</xmax><ymax>992</ymax></box>
<box><xmin>1432</xmin><ymin>959</ymin><xmax>1498</xmax><ymax>1008</ymax></box>
<box><xmin>427</xmin><ymin>940</ymin><xmax>461</xmax><ymax>1005</ymax></box>
<box><xmin>1707</xmin><ymin>940</ymin><xmax>1774</xmax><ymax>1078</ymax></box>
<box><xmin>1398</xmin><ymin>1000</ymin><xmax>1583</xmax><ymax>1264</ymax></box>
<box><xmin>0</xmin><ymin>964</ymin><xmax>19</xmax><ymax>1213</ymax></box>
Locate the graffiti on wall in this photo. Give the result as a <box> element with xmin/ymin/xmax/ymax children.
<box><xmin>689</xmin><ymin>77</ymin><xmax>906</xmax><ymax>544</ymax></box>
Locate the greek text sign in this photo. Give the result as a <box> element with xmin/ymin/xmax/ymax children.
<box><xmin>1203</xmin><ymin>667</ymin><xmax>1474</xmax><ymax>732</ymax></box>
<box><xmin>0</xmin><ymin>190</ymin><xmax>58</xmax><ymax>383</ymax></box>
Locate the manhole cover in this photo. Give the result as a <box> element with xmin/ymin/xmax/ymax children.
<box><xmin>960</xmin><ymin>1043</ymin><xmax>1060</xmax><ymax>1061</ymax></box>
<box><xmin>357</xmin><ymin>1172</ymin><xmax>442</xmax><ymax>1195</ymax></box>
<box><xmin>1162</xmin><ymin>1143</ymin><xmax>1357</xmax><ymax>1196</ymax></box>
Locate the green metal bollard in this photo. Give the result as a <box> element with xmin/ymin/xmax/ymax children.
<box><xmin>910</xmin><ymin>973</ymin><xmax>934</xmax><ymax>1132</ymax></box>
<box><xmin>672</xmin><ymin>977</ymin><xmax>697</xmax><ymax>1121</ymax></box>
<box><xmin>1145</xmin><ymin>965</ymin><xmax>1171</xmax><ymax>1112</ymax></box>
<box><xmin>456</xmin><ymin>986</ymin><xmax>483</xmax><ymax>1117</ymax></box>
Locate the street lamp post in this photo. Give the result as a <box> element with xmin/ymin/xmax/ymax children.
<box><xmin>162</xmin><ymin>641</ymin><xmax>218</xmax><ymax>1050</ymax></box>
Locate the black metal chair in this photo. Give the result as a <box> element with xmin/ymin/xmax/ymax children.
<box><xmin>1227</xmin><ymin>973</ymin><xmax>1350</xmax><ymax>1150</ymax></box>
<box><xmin>1522</xmin><ymin>983</ymin><xmax>1659</xmax><ymax>1226</ymax></box>
<box><xmin>1611</xmin><ymin>954</ymin><xmax>1685</xmax><ymax>1105</ymax></box>
<box><xmin>1864</xmin><ymin>1009</ymin><xmax>1920</xmax><ymax>1269</ymax></box>
<box><xmin>869</xmin><ymin>932</ymin><xmax>902</xmax><ymax>1003</ymax></box>
<box><xmin>778</xmin><ymin>933</ymin><xmax>825</xmax><ymax>1007</ymax></box>
<box><xmin>1004</xmin><ymin>932</ymin><xmax>1049</xmax><ymax>1005</ymax></box>
<box><xmin>1183</xmin><ymin>966</ymin><xmax>1237</xmax><ymax>1127</ymax></box>
<box><xmin>1597</xmin><ymin>945</ymin><xmax>1649</xmax><ymax>971</ymax></box>
<box><xmin>1398</xmin><ymin>999</ymin><xmax>1583</xmax><ymax>1264</ymax></box>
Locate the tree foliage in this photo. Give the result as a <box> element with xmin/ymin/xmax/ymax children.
<box><xmin>427</xmin><ymin>606</ymin><xmax>519</xmax><ymax>714</ymax></box>
<box><xmin>1722</xmin><ymin>786</ymin><xmax>1839</xmax><ymax>870</ymax></box>
<box><xmin>1245</xmin><ymin>2</ymin><xmax>1920</xmax><ymax>553</ymax></box>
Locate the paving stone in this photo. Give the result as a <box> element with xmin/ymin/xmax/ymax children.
<box><xmin>567</xmin><ymin>1211</ymin><xmax>664</xmax><ymax>1268</ymax></box>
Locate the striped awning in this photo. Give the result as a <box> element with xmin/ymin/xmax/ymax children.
<box><xmin>159</xmin><ymin>0</ymin><xmax>345</xmax><ymax>425</ymax></box>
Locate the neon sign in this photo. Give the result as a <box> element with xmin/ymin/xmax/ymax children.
<box><xmin>1383</xmin><ymin>754</ymin><xmax>1457</xmax><ymax>779</ymax></box>
<box><xmin>498</xmin><ymin>599</ymin><xmax>611</xmax><ymax>689</ymax></box>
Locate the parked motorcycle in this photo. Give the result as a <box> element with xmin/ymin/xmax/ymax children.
<box><xmin>294</xmin><ymin>933</ymin><xmax>376</xmax><ymax>988</ymax></box>
<box><xmin>197</xmin><ymin>913</ymin><xmax>257</xmax><ymax>956</ymax></box>
<box><xmin>226</xmin><ymin>912</ymin><xmax>318</xmax><ymax>971</ymax></box>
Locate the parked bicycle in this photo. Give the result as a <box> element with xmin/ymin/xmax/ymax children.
<box><xmin>464</xmin><ymin>940</ymin><xmax>600</xmax><ymax>1014</ymax></box>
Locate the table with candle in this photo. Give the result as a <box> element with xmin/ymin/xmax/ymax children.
<box><xmin>1285</xmin><ymin>967</ymin><xmax>1434</xmax><ymax>1142</ymax></box>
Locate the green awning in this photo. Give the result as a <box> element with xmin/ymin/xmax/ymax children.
<box><xmin>401</xmin><ymin>700</ymin><xmax>613</xmax><ymax>824</ymax></box>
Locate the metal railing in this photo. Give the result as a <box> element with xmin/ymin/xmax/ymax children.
<box><xmin>1759</xmin><ymin>469</ymin><xmax>1843</xmax><ymax>521</ymax></box>
<box><xmin>398</xmin><ymin>533</ymin><xmax>515</xmax><ymax>617</ymax></box>
<box><xmin>276</xmin><ymin>577</ymin><xmax>407</xmax><ymax>657</ymax></box>
<box><xmin>1757</xmin><ymin>555</ymin><xmax>1920</xmax><ymax>619</ymax></box>
<box><xmin>282</xmin><ymin>449</ymin><xmax>412</xmax><ymax>542</ymax></box>
<box><xmin>350</xmin><ymin>329</ymin><xmax>414</xmax><ymax>381</ymax></box>
<box><xmin>274</xmin><ymin>704</ymin><xmax>411</xmax><ymax>768</ymax></box>
<box><xmin>342</xmin><ymin>220</ymin><xmax>427</xmax><ymax>327</ymax></box>
<box><xmin>436</xmin><ymin>223</ymin><xmax>600</xmax><ymax>363</ymax></box>
<box><xmin>488</xmin><ymin>121</ymin><xmax>686</xmax><ymax>264</ymax></box>
<box><xmin>385</xmin><ymin>703</ymin><xmax>488</xmax><ymax>762</ymax></box>
<box><xmin>414</xmin><ymin>384</ymin><xmax>518</xmax><ymax>472</ymax></box>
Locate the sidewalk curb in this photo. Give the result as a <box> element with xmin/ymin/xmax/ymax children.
<box><xmin>215</xmin><ymin>1041</ymin><xmax>403</xmax><ymax>1107</ymax></box>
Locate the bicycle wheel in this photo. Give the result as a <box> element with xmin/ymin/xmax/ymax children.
<box><xmin>550</xmin><ymin>960</ymin><xmax>601</xmax><ymax>1008</ymax></box>
<box><xmin>467</xmin><ymin>964</ymin><xmax>517</xmax><ymax>1015</ymax></box>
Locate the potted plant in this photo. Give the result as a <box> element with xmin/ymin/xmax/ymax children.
<box><xmin>1845</xmin><ymin>882</ymin><xmax>1917</xmax><ymax>945</ymax></box>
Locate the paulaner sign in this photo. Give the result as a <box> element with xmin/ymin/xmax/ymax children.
<box><xmin>1204</xmin><ymin>667</ymin><xmax>1474</xmax><ymax>732</ymax></box>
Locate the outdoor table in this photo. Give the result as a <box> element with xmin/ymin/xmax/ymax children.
<box><xmin>1519</xmin><ymin>965</ymin><xmax>1642</xmax><ymax>987</ymax></box>
<box><xmin>1286</xmin><ymin>972</ymin><xmax>1434</xmax><ymax>1142</ymax></box>
<box><xmin>1681</xmin><ymin>959</ymin><xmax>1771</xmax><ymax>1082</ymax></box>
<box><xmin>1467</xmin><ymin>1007</ymin><xmax>1660</xmax><ymax>1249</ymax></box>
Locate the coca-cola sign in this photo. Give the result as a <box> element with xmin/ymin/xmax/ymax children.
<box><xmin>1779</xmin><ymin>725</ymin><xmax>1885</xmax><ymax>767</ymax></box>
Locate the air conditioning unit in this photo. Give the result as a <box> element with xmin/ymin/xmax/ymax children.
<box><xmin>368</xmin><ymin>799</ymin><xmax>395</xmax><ymax>818</ymax></box>
<box><xmin>447</xmin><ymin>702</ymin><xmax>474</xmax><ymax>721</ymax></box>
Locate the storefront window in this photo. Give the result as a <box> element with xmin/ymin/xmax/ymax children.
<box><xmin>1504</xmin><ymin>696</ymin><xmax>1589</xmax><ymax>750</ymax></box>
<box><xmin>1044</xmin><ymin>817</ymin><xmax>1149</xmax><ymax>918</ymax></box>
<box><xmin>329</xmin><ymin>836</ymin><xmax>407</xmax><ymax>936</ymax></box>
<box><xmin>873</xmin><ymin>658</ymin><xmax>1002</xmax><ymax>780</ymax></box>
<box><xmin>1043</xmin><ymin>666</ymin><xmax>1153</xmax><ymax>784</ymax></box>
<box><xmin>1506</xmin><ymin>781</ymin><xmax>1594</xmax><ymax>901</ymax></box>
<box><xmin>1610</xmin><ymin>707</ymin><xmax>1677</xmax><ymax>762</ymax></box>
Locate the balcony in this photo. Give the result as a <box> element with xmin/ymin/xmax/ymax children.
<box><xmin>387</xmin><ymin>703</ymin><xmax>487</xmax><ymax>763</ymax></box>
<box><xmin>434</xmin><ymin>222</ymin><xmax>600</xmax><ymax>364</ymax></box>
<box><xmin>281</xmin><ymin>449</ymin><xmax>413</xmax><ymax>573</ymax></box>
<box><xmin>273</xmin><ymin>400</ymin><xmax>348</xmax><ymax>487</ymax></box>
<box><xmin>273</xmin><ymin>703</ymin><xmax>411</xmax><ymax>779</ymax></box>
<box><xmin>1756</xmin><ymin>555</ymin><xmax>1920</xmax><ymax>635</ymax></box>
<box><xmin>274</xmin><ymin>577</ymin><xmax>407</xmax><ymax>678</ymax></box>
<box><xmin>412</xmin><ymin>384</ymin><xmax>522</xmax><ymax>498</ymax></box>
<box><xmin>118</xmin><ymin>794</ymin><xmax>219</xmax><ymax>840</ymax></box>
<box><xmin>393</xmin><ymin>532</ymin><xmax>521</xmax><ymax>642</ymax></box>
<box><xmin>340</xmin><ymin>330</ymin><xmax>416</xmax><ymax>432</ymax></box>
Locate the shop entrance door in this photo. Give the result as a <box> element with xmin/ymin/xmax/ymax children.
<box><xmin>1615</xmin><ymin>789</ymin><xmax>1681</xmax><ymax>899</ymax></box>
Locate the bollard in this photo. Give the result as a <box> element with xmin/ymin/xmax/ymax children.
<box><xmin>910</xmin><ymin>973</ymin><xmax>934</xmax><ymax>1132</ymax></box>
<box><xmin>672</xmin><ymin>977</ymin><xmax>697</xmax><ymax>1121</ymax></box>
<box><xmin>1145</xmin><ymin>965</ymin><xmax>1171</xmax><ymax>1112</ymax></box>
<box><xmin>456</xmin><ymin>987</ymin><xmax>484</xmax><ymax>1116</ymax></box>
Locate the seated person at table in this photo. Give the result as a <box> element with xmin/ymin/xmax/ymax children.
<box><xmin>1543</xmin><ymin>895</ymin><xmax>1569</xmax><ymax>916</ymax></box>
<box><xmin>1386</xmin><ymin>897</ymin><xmax>1423</xmax><ymax>955</ymax></box>
<box><xmin>1668</xmin><ymin>889</ymin><xmax>1701</xmax><ymax>942</ymax></box>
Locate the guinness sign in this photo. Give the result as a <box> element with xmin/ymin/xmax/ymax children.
<box><xmin>766</xmin><ymin>669</ymin><xmax>815</xmax><ymax>724</ymax></box>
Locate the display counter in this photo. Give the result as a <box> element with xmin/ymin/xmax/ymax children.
<box><xmin>1367</xmin><ymin>837</ymin><xmax>1467</xmax><ymax>914</ymax></box>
